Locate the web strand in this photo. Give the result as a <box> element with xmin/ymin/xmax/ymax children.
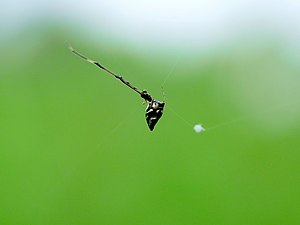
<box><xmin>161</xmin><ymin>56</ymin><xmax>180</xmax><ymax>87</ymax></box>
<box><xmin>168</xmin><ymin>104</ymin><xmax>194</xmax><ymax>127</ymax></box>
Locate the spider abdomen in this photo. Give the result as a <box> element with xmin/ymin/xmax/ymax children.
<box><xmin>145</xmin><ymin>100</ymin><xmax>165</xmax><ymax>131</ymax></box>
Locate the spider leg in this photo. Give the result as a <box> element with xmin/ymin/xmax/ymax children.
<box><xmin>67</xmin><ymin>42</ymin><xmax>144</xmax><ymax>96</ymax></box>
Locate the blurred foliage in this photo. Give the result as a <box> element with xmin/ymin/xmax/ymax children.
<box><xmin>0</xmin><ymin>28</ymin><xmax>300</xmax><ymax>225</ymax></box>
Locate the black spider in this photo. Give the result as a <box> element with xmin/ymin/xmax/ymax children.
<box><xmin>68</xmin><ymin>43</ymin><xmax>165</xmax><ymax>131</ymax></box>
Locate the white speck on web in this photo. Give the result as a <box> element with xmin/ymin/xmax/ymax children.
<box><xmin>193</xmin><ymin>124</ymin><xmax>205</xmax><ymax>133</ymax></box>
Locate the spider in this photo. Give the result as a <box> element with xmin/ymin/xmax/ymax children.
<box><xmin>67</xmin><ymin>43</ymin><xmax>165</xmax><ymax>131</ymax></box>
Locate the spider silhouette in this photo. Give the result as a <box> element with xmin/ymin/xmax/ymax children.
<box><xmin>67</xmin><ymin>43</ymin><xmax>165</xmax><ymax>131</ymax></box>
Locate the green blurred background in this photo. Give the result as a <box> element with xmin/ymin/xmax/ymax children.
<box><xmin>1</xmin><ymin>1</ymin><xmax>300</xmax><ymax>225</ymax></box>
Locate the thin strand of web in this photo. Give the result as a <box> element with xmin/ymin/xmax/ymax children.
<box><xmin>168</xmin><ymin>104</ymin><xmax>194</xmax><ymax>127</ymax></box>
<box><xmin>161</xmin><ymin>56</ymin><xmax>180</xmax><ymax>87</ymax></box>
<box><xmin>206</xmin><ymin>116</ymin><xmax>247</xmax><ymax>131</ymax></box>
<box><xmin>206</xmin><ymin>100</ymin><xmax>300</xmax><ymax>131</ymax></box>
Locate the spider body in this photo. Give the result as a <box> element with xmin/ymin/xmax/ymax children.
<box><xmin>145</xmin><ymin>99</ymin><xmax>165</xmax><ymax>131</ymax></box>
